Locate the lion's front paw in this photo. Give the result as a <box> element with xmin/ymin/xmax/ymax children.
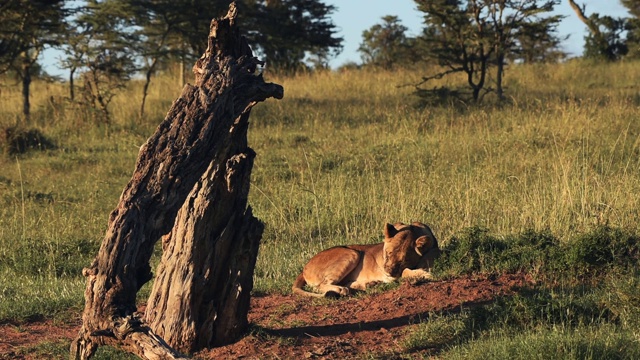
<box><xmin>364</xmin><ymin>280</ymin><xmax>383</xmax><ymax>288</ymax></box>
<box><xmin>402</xmin><ymin>268</ymin><xmax>432</xmax><ymax>278</ymax></box>
<box><xmin>402</xmin><ymin>268</ymin><xmax>434</xmax><ymax>285</ymax></box>
<box><xmin>323</xmin><ymin>286</ymin><xmax>350</xmax><ymax>297</ymax></box>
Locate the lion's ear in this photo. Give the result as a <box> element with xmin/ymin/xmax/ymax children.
<box><xmin>384</xmin><ymin>223</ymin><xmax>398</xmax><ymax>240</ymax></box>
<box><xmin>415</xmin><ymin>235</ymin><xmax>432</xmax><ymax>256</ymax></box>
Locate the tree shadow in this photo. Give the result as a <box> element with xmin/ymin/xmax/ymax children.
<box><xmin>261</xmin><ymin>297</ymin><xmax>500</xmax><ymax>339</ymax></box>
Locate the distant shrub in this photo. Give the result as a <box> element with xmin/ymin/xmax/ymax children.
<box><xmin>1</xmin><ymin>126</ymin><xmax>56</xmax><ymax>155</ymax></box>
<box><xmin>435</xmin><ymin>227</ymin><xmax>561</xmax><ymax>275</ymax></box>
<box><xmin>566</xmin><ymin>226</ymin><xmax>639</xmax><ymax>275</ymax></box>
<box><xmin>436</xmin><ymin>226</ymin><xmax>638</xmax><ymax>277</ymax></box>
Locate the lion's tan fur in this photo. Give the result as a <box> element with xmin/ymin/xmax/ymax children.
<box><xmin>292</xmin><ymin>222</ymin><xmax>440</xmax><ymax>297</ymax></box>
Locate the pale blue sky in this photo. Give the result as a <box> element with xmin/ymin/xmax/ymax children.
<box><xmin>42</xmin><ymin>1</ymin><xmax>629</xmax><ymax>75</ymax></box>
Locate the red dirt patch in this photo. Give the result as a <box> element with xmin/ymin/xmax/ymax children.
<box><xmin>0</xmin><ymin>320</ymin><xmax>79</xmax><ymax>359</ymax></box>
<box><xmin>0</xmin><ymin>273</ymin><xmax>532</xmax><ymax>359</ymax></box>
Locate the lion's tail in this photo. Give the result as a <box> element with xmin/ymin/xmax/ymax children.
<box><xmin>292</xmin><ymin>272</ymin><xmax>324</xmax><ymax>297</ymax></box>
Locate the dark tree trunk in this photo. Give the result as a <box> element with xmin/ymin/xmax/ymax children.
<box><xmin>70</xmin><ymin>3</ymin><xmax>283</xmax><ymax>359</ymax></box>
<box><xmin>496</xmin><ymin>52</ymin><xmax>505</xmax><ymax>101</ymax></box>
<box><xmin>140</xmin><ymin>30</ymin><xmax>170</xmax><ymax>120</ymax></box>
<box><xmin>139</xmin><ymin>59</ymin><xmax>156</xmax><ymax>120</ymax></box>
<box><xmin>21</xmin><ymin>60</ymin><xmax>31</xmax><ymax>124</ymax></box>
<box><xmin>69</xmin><ymin>67</ymin><xmax>76</xmax><ymax>101</ymax></box>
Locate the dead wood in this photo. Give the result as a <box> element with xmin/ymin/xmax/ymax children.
<box><xmin>144</xmin><ymin>151</ymin><xmax>264</xmax><ymax>353</ymax></box>
<box><xmin>70</xmin><ymin>2</ymin><xmax>283</xmax><ymax>359</ymax></box>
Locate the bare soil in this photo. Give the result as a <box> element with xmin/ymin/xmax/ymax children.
<box><xmin>0</xmin><ymin>273</ymin><xmax>532</xmax><ymax>359</ymax></box>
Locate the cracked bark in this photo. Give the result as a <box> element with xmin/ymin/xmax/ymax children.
<box><xmin>70</xmin><ymin>3</ymin><xmax>283</xmax><ymax>359</ymax></box>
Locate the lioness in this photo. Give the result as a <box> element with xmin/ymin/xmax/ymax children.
<box><xmin>292</xmin><ymin>222</ymin><xmax>440</xmax><ymax>297</ymax></box>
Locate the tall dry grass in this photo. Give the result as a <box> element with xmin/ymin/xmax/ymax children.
<box><xmin>0</xmin><ymin>60</ymin><xmax>639</xmax><ymax>314</ymax></box>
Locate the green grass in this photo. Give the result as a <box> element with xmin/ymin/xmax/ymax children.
<box><xmin>1</xmin><ymin>60</ymin><xmax>640</xmax><ymax>357</ymax></box>
<box><xmin>17</xmin><ymin>339</ymin><xmax>137</xmax><ymax>360</ymax></box>
<box><xmin>400</xmin><ymin>268</ymin><xmax>640</xmax><ymax>359</ymax></box>
<box><xmin>433</xmin><ymin>225</ymin><xmax>639</xmax><ymax>278</ymax></box>
<box><xmin>439</xmin><ymin>325</ymin><xmax>640</xmax><ymax>360</ymax></box>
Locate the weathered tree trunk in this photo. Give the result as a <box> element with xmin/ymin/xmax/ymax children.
<box><xmin>69</xmin><ymin>66</ymin><xmax>76</xmax><ymax>101</ymax></box>
<box><xmin>21</xmin><ymin>56</ymin><xmax>31</xmax><ymax>124</ymax></box>
<box><xmin>70</xmin><ymin>3</ymin><xmax>283</xmax><ymax>359</ymax></box>
<box><xmin>144</xmin><ymin>149</ymin><xmax>263</xmax><ymax>352</ymax></box>
<box><xmin>495</xmin><ymin>51</ymin><xmax>505</xmax><ymax>100</ymax></box>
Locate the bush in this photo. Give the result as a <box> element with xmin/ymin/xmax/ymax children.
<box><xmin>435</xmin><ymin>227</ymin><xmax>560</xmax><ymax>276</ymax></box>
<box><xmin>566</xmin><ymin>227</ymin><xmax>639</xmax><ymax>271</ymax></box>
<box><xmin>436</xmin><ymin>226</ymin><xmax>639</xmax><ymax>278</ymax></box>
<box><xmin>1</xmin><ymin>126</ymin><xmax>56</xmax><ymax>155</ymax></box>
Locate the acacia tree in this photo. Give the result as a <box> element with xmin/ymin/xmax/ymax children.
<box><xmin>509</xmin><ymin>15</ymin><xmax>567</xmax><ymax>63</ymax></box>
<box><xmin>123</xmin><ymin>0</ymin><xmax>180</xmax><ymax>119</ymax></box>
<box><xmin>358</xmin><ymin>15</ymin><xmax>413</xmax><ymax>69</ymax></box>
<box><xmin>568</xmin><ymin>0</ymin><xmax>629</xmax><ymax>61</ymax></box>
<box><xmin>59</xmin><ymin>18</ymin><xmax>89</xmax><ymax>102</ymax></box>
<box><xmin>0</xmin><ymin>0</ymin><xmax>67</xmax><ymax>123</ymax></box>
<box><xmin>622</xmin><ymin>0</ymin><xmax>640</xmax><ymax>58</ymax></box>
<box><xmin>414</xmin><ymin>0</ymin><xmax>561</xmax><ymax>102</ymax></box>
<box><xmin>65</xmin><ymin>0</ymin><xmax>138</xmax><ymax>123</ymax></box>
<box><xmin>242</xmin><ymin>0</ymin><xmax>343</xmax><ymax>72</ymax></box>
<box><xmin>116</xmin><ymin>0</ymin><xmax>343</xmax><ymax>78</ymax></box>
<box><xmin>486</xmin><ymin>0</ymin><xmax>561</xmax><ymax>99</ymax></box>
<box><xmin>415</xmin><ymin>0</ymin><xmax>494</xmax><ymax>102</ymax></box>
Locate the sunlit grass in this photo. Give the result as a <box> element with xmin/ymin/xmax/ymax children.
<box><xmin>0</xmin><ymin>61</ymin><xmax>639</xmax><ymax>359</ymax></box>
<box><xmin>18</xmin><ymin>339</ymin><xmax>137</xmax><ymax>360</ymax></box>
<box><xmin>437</xmin><ymin>325</ymin><xmax>640</xmax><ymax>360</ymax></box>
<box><xmin>0</xmin><ymin>271</ymin><xmax>84</xmax><ymax>321</ymax></box>
<box><xmin>400</xmin><ymin>268</ymin><xmax>640</xmax><ymax>359</ymax></box>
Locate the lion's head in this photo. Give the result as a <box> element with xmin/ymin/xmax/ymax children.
<box><xmin>382</xmin><ymin>222</ymin><xmax>440</xmax><ymax>278</ymax></box>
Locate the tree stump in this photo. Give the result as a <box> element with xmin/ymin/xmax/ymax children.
<box><xmin>70</xmin><ymin>3</ymin><xmax>283</xmax><ymax>359</ymax></box>
<box><xmin>144</xmin><ymin>149</ymin><xmax>263</xmax><ymax>353</ymax></box>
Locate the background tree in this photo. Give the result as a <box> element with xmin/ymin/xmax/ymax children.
<box><xmin>621</xmin><ymin>0</ymin><xmax>640</xmax><ymax>58</ymax></box>
<box><xmin>508</xmin><ymin>16</ymin><xmax>567</xmax><ymax>63</ymax></box>
<box><xmin>486</xmin><ymin>0</ymin><xmax>561</xmax><ymax>99</ymax></box>
<box><xmin>0</xmin><ymin>0</ymin><xmax>67</xmax><ymax>123</ymax></box>
<box><xmin>71</xmin><ymin>0</ymin><xmax>139</xmax><ymax>123</ymax></box>
<box><xmin>144</xmin><ymin>0</ymin><xmax>228</xmax><ymax>84</ymax></box>
<box><xmin>124</xmin><ymin>0</ymin><xmax>181</xmax><ymax>119</ymax></box>
<box><xmin>59</xmin><ymin>20</ymin><xmax>88</xmax><ymax>102</ymax></box>
<box><xmin>415</xmin><ymin>0</ymin><xmax>495</xmax><ymax>102</ymax></box>
<box><xmin>358</xmin><ymin>15</ymin><xmax>413</xmax><ymax>69</ymax></box>
<box><xmin>414</xmin><ymin>0</ymin><xmax>561</xmax><ymax>102</ymax></box>
<box><xmin>568</xmin><ymin>0</ymin><xmax>629</xmax><ymax>61</ymax></box>
<box><xmin>120</xmin><ymin>0</ymin><xmax>343</xmax><ymax>75</ymax></box>
<box><xmin>242</xmin><ymin>0</ymin><xmax>343</xmax><ymax>73</ymax></box>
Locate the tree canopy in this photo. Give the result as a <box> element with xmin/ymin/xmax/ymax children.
<box><xmin>1</xmin><ymin>0</ymin><xmax>342</xmax><ymax>122</ymax></box>
<box><xmin>112</xmin><ymin>0</ymin><xmax>343</xmax><ymax>73</ymax></box>
<box><xmin>358</xmin><ymin>15</ymin><xmax>414</xmax><ymax>69</ymax></box>
<box><xmin>568</xmin><ymin>0</ymin><xmax>638</xmax><ymax>61</ymax></box>
<box><xmin>620</xmin><ymin>0</ymin><xmax>640</xmax><ymax>58</ymax></box>
<box><xmin>414</xmin><ymin>0</ymin><xmax>563</xmax><ymax>102</ymax></box>
<box><xmin>0</xmin><ymin>0</ymin><xmax>68</xmax><ymax>122</ymax></box>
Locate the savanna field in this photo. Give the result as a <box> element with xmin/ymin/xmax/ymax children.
<box><xmin>1</xmin><ymin>61</ymin><xmax>639</xmax><ymax>358</ymax></box>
